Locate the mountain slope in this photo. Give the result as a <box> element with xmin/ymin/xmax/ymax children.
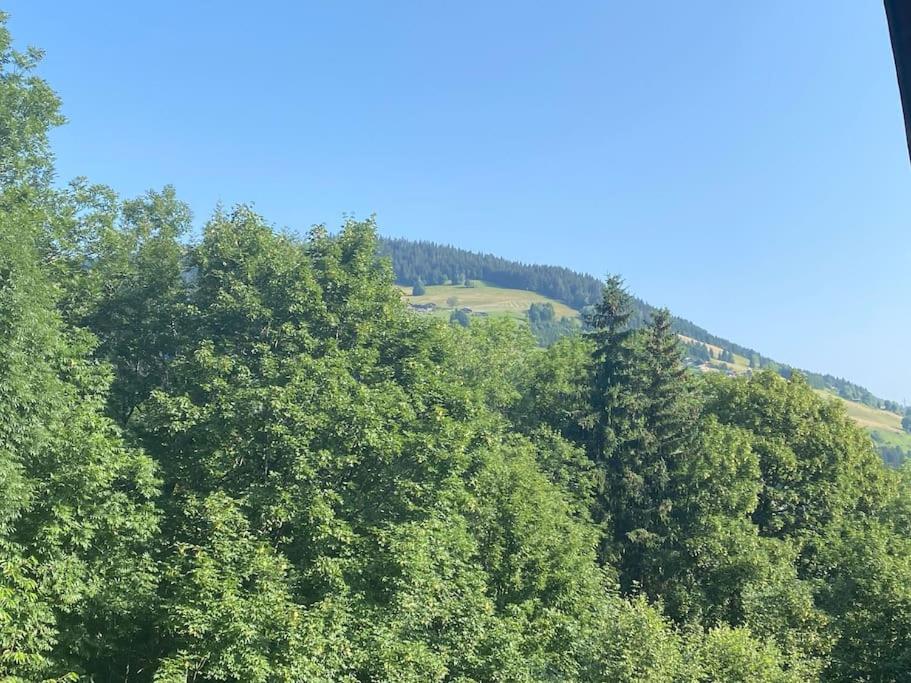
<box><xmin>395</xmin><ymin>273</ymin><xmax>911</xmax><ymax>464</ymax></box>
<box><xmin>380</xmin><ymin>237</ymin><xmax>902</xmax><ymax>413</ymax></box>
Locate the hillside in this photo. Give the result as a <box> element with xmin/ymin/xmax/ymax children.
<box><xmin>381</xmin><ymin>237</ymin><xmax>900</xmax><ymax>413</ymax></box>
<box><xmin>815</xmin><ymin>391</ymin><xmax>911</xmax><ymax>467</ymax></box>
<box><xmin>397</xmin><ymin>273</ymin><xmax>911</xmax><ymax>465</ymax></box>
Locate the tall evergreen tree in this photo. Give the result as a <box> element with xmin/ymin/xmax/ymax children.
<box><xmin>642</xmin><ymin>309</ymin><xmax>697</xmax><ymax>461</ymax></box>
<box><xmin>590</xmin><ymin>304</ymin><xmax>703</xmax><ymax>595</ymax></box>
<box><xmin>616</xmin><ymin>309</ymin><xmax>699</xmax><ymax>585</ymax></box>
<box><xmin>583</xmin><ymin>276</ymin><xmax>645</xmax><ymax>562</ymax></box>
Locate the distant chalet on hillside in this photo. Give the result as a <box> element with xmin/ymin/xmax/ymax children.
<box><xmin>408</xmin><ymin>302</ymin><xmax>436</xmax><ymax>313</ymax></box>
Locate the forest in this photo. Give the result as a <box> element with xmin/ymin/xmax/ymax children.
<box><xmin>4</xmin><ymin>17</ymin><xmax>911</xmax><ymax>683</ymax></box>
<box><xmin>381</xmin><ymin>238</ymin><xmax>895</xmax><ymax>412</ymax></box>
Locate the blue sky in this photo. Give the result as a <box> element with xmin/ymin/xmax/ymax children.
<box><xmin>6</xmin><ymin>1</ymin><xmax>910</xmax><ymax>401</ymax></box>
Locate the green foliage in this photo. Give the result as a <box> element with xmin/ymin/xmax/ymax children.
<box><xmin>686</xmin><ymin>341</ymin><xmax>711</xmax><ymax>363</ymax></box>
<box><xmin>702</xmin><ymin>371</ymin><xmax>889</xmax><ymax>542</ymax></box>
<box><xmin>50</xmin><ymin>184</ymin><xmax>193</xmax><ymax>425</ymax></box>
<box><xmin>0</xmin><ymin>192</ymin><xmax>159</xmax><ymax>682</ymax></box>
<box><xmin>527</xmin><ymin>301</ymin><xmax>555</xmax><ymax>324</ymax></box>
<box><xmin>131</xmin><ymin>210</ymin><xmax>689</xmax><ymax>680</ymax></box>
<box><xmin>0</xmin><ymin>14</ymin><xmax>64</xmax><ymax>192</ymax></box>
<box><xmin>513</xmin><ymin>333</ymin><xmax>593</xmax><ymax>440</ymax></box>
<box><xmin>450</xmin><ymin>307</ymin><xmax>470</xmax><ymax>327</ymax></box>
<box><xmin>806</xmin><ymin>466</ymin><xmax>911</xmax><ymax>681</ymax></box>
<box><xmin>527</xmin><ymin>301</ymin><xmax>579</xmax><ymax>346</ymax></box>
<box><xmin>2</xmin><ymin>15</ymin><xmax>909</xmax><ymax>681</ymax></box>
<box><xmin>689</xmin><ymin>625</ymin><xmax>807</xmax><ymax>683</ymax></box>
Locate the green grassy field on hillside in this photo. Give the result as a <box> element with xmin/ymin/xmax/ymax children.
<box><xmin>400</xmin><ymin>282</ymin><xmax>579</xmax><ymax>320</ymax></box>
<box><xmin>814</xmin><ymin>389</ymin><xmax>903</xmax><ymax>432</ymax></box>
<box><xmin>813</xmin><ymin>390</ymin><xmax>911</xmax><ymax>458</ymax></box>
<box><xmin>869</xmin><ymin>427</ymin><xmax>911</xmax><ymax>449</ymax></box>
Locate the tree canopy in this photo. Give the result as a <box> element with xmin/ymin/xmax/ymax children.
<box><xmin>2</xmin><ymin>15</ymin><xmax>910</xmax><ymax>682</ymax></box>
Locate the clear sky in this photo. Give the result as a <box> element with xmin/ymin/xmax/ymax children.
<box><xmin>5</xmin><ymin>1</ymin><xmax>910</xmax><ymax>401</ymax></box>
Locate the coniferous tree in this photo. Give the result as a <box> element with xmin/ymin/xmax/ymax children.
<box><xmin>584</xmin><ymin>276</ymin><xmax>643</xmax><ymax>561</ymax></box>
<box><xmin>643</xmin><ymin>309</ymin><xmax>698</xmax><ymax>453</ymax></box>
<box><xmin>618</xmin><ymin>310</ymin><xmax>699</xmax><ymax>580</ymax></box>
<box><xmin>592</xmin><ymin>305</ymin><xmax>704</xmax><ymax>596</ymax></box>
<box><xmin>450</xmin><ymin>307</ymin><xmax>471</xmax><ymax>327</ymax></box>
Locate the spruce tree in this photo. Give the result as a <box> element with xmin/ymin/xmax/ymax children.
<box><xmin>642</xmin><ymin>309</ymin><xmax>697</xmax><ymax>466</ymax></box>
<box><xmin>587</xmin><ymin>295</ymin><xmax>702</xmax><ymax>593</ymax></box>
<box><xmin>620</xmin><ymin>308</ymin><xmax>699</xmax><ymax>592</ymax></box>
<box><xmin>584</xmin><ymin>275</ymin><xmax>643</xmax><ymax>561</ymax></box>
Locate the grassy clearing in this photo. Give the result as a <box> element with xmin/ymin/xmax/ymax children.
<box><xmin>813</xmin><ymin>389</ymin><xmax>911</xmax><ymax>458</ymax></box>
<box><xmin>869</xmin><ymin>427</ymin><xmax>911</xmax><ymax>449</ymax></box>
<box><xmin>814</xmin><ymin>390</ymin><xmax>904</xmax><ymax>433</ymax></box>
<box><xmin>731</xmin><ymin>353</ymin><xmax>750</xmax><ymax>368</ymax></box>
<box><xmin>400</xmin><ymin>283</ymin><xmax>578</xmax><ymax>320</ymax></box>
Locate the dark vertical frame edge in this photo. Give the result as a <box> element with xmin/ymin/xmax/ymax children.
<box><xmin>885</xmin><ymin>0</ymin><xmax>911</xmax><ymax>163</ymax></box>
